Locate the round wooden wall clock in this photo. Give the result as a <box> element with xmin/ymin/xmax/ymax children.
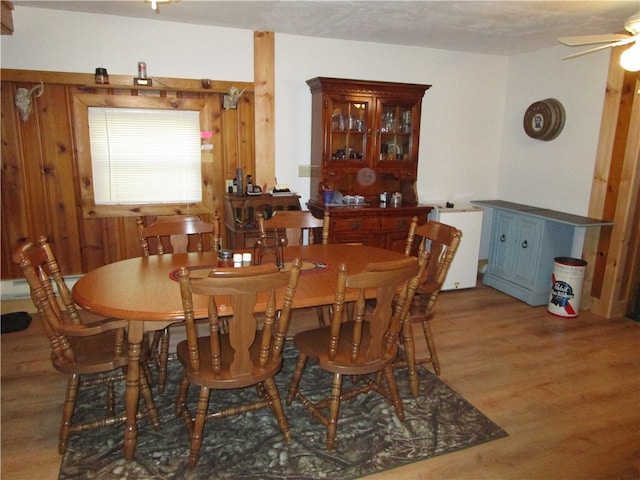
<box><xmin>523</xmin><ymin>98</ymin><xmax>565</xmax><ymax>141</ymax></box>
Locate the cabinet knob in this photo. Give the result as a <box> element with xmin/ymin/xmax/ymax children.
<box><xmin>351</xmin><ymin>221</ymin><xmax>361</xmax><ymax>230</ymax></box>
<box><xmin>521</xmin><ymin>240</ymin><xmax>528</xmax><ymax>249</ymax></box>
<box><xmin>500</xmin><ymin>234</ymin><xmax>506</xmax><ymax>242</ymax></box>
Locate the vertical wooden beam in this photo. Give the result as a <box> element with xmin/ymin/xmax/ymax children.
<box><xmin>253</xmin><ymin>31</ymin><xmax>275</xmax><ymax>191</ymax></box>
<box><xmin>583</xmin><ymin>47</ymin><xmax>640</xmax><ymax>318</ymax></box>
<box><xmin>1</xmin><ymin>1</ymin><xmax>14</xmax><ymax>35</ymax></box>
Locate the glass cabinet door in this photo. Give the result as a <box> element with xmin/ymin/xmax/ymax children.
<box><xmin>376</xmin><ymin>100</ymin><xmax>415</xmax><ymax>166</ymax></box>
<box><xmin>326</xmin><ymin>96</ymin><xmax>370</xmax><ymax>165</ymax></box>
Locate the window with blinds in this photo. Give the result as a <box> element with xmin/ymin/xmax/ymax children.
<box><xmin>88</xmin><ymin>107</ymin><xmax>201</xmax><ymax>205</ymax></box>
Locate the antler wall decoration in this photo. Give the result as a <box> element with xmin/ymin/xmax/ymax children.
<box><xmin>223</xmin><ymin>86</ymin><xmax>247</xmax><ymax>110</ymax></box>
<box><xmin>15</xmin><ymin>81</ymin><xmax>44</xmax><ymax>122</ymax></box>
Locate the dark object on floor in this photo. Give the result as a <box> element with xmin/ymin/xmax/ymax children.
<box><xmin>1</xmin><ymin>311</ymin><xmax>32</xmax><ymax>333</ymax></box>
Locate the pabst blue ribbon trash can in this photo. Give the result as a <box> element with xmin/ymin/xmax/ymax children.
<box><xmin>548</xmin><ymin>257</ymin><xmax>588</xmax><ymax>318</ymax></box>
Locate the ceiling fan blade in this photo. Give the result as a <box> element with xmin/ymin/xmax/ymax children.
<box><xmin>562</xmin><ymin>36</ymin><xmax>637</xmax><ymax>60</ymax></box>
<box><xmin>558</xmin><ymin>34</ymin><xmax>630</xmax><ymax>46</ymax></box>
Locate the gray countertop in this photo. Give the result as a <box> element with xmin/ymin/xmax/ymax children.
<box><xmin>471</xmin><ymin>200</ymin><xmax>614</xmax><ymax>227</ymax></box>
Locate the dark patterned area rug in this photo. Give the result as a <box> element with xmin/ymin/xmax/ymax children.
<box><xmin>59</xmin><ymin>342</ymin><xmax>507</xmax><ymax>479</ymax></box>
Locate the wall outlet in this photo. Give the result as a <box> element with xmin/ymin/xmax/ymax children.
<box><xmin>298</xmin><ymin>165</ymin><xmax>311</xmax><ymax>177</ymax></box>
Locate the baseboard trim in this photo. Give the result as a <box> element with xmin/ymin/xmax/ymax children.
<box><xmin>1</xmin><ymin>275</ymin><xmax>84</xmax><ymax>301</ymax></box>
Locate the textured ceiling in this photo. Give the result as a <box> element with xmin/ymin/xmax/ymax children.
<box><xmin>12</xmin><ymin>1</ymin><xmax>640</xmax><ymax>55</ymax></box>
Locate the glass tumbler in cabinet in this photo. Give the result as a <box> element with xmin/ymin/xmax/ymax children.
<box><xmin>330</xmin><ymin>100</ymin><xmax>367</xmax><ymax>162</ymax></box>
<box><xmin>379</xmin><ymin>105</ymin><xmax>414</xmax><ymax>163</ymax></box>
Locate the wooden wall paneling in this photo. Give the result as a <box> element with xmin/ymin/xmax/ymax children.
<box><xmin>68</xmin><ymin>89</ymin><xmax>112</xmax><ymax>272</ymax></box>
<box><xmin>1</xmin><ymin>70</ymin><xmax>255</xmax><ymax>279</ymax></box>
<box><xmin>584</xmin><ymin>47</ymin><xmax>640</xmax><ymax>318</ymax></box>
<box><xmin>611</xmin><ymin>73</ymin><xmax>640</xmax><ymax>312</ymax></box>
<box><xmin>583</xmin><ymin>51</ymin><xmax>623</xmax><ymax>309</ymax></box>
<box><xmin>75</xmin><ymin>217</ymin><xmax>106</xmax><ymax>273</ymax></box>
<box><xmin>238</xmin><ymin>94</ymin><xmax>256</xmax><ymax>184</ymax></box>
<box><xmin>2</xmin><ymin>82</ymin><xmax>56</xmax><ymax>271</ymax></box>
<box><xmin>16</xmin><ymin>89</ymin><xmax>49</xmax><ymax>240</ymax></box>
<box><xmin>254</xmin><ymin>31</ymin><xmax>275</xmax><ymax>190</ymax></box>
<box><xmin>98</xmin><ymin>217</ymin><xmax>123</xmax><ymax>265</ymax></box>
<box><xmin>200</xmin><ymin>97</ymin><xmax>226</xmax><ymax>244</ymax></box>
<box><xmin>628</xmin><ymin>181</ymin><xmax>640</xmax><ymax>314</ymax></box>
<box><xmin>1</xmin><ymin>81</ymin><xmax>28</xmax><ymax>278</ymax></box>
<box><xmin>39</xmin><ymin>84</ymin><xmax>85</xmax><ymax>275</ymax></box>
<box><xmin>199</xmin><ymin>97</ymin><xmax>219</xmax><ymax>213</ymax></box>
<box><xmin>119</xmin><ymin>216</ymin><xmax>144</xmax><ymax>261</ymax></box>
<box><xmin>1</xmin><ymin>1</ymin><xmax>13</xmax><ymax>35</ymax></box>
<box><xmin>594</xmin><ymin>66</ymin><xmax>633</xmax><ymax>300</ymax></box>
<box><xmin>220</xmin><ymin>92</ymin><xmax>256</xmax><ymax>186</ymax></box>
<box><xmin>222</xmin><ymin>108</ymin><xmax>239</xmax><ymax>179</ymax></box>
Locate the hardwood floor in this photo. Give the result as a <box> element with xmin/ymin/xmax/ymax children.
<box><xmin>2</xmin><ymin>282</ymin><xmax>638</xmax><ymax>479</ymax></box>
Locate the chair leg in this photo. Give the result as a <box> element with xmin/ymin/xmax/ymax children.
<box><xmin>157</xmin><ymin>328</ymin><xmax>170</xmax><ymax>393</ymax></box>
<box><xmin>59</xmin><ymin>373</ymin><xmax>80</xmax><ymax>454</ymax></box>
<box><xmin>141</xmin><ymin>360</ymin><xmax>154</xmax><ymax>394</ymax></box>
<box><xmin>421</xmin><ymin>319</ymin><xmax>440</xmax><ymax>376</ymax></box>
<box><xmin>383</xmin><ymin>366</ymin><xmax>405</xmax><ymax>421</ymax></box>
<box><xmin>315</xmin><ymin>306</ymin><xmax>327</xmax><ymax>327</ymax></box>
<box><xmin>175</xmin><ymin>371</ymin><xmax>193</xmax><ymax>433</ymax></box>
<box><xmin>188</xmin><ymin>386</ymin><xmax>210</xmax><ymax>470</ymax></box>
<box><xmin>286</xmin><ymin>353</ymin><xmax>307</xmax><ymax>405</ymax></box>
<box><xmin>326</xmin><ymin>373</ymin><xmax>343</xmax><ymax>450</ymax></box>
<box><xmin>106</xmin><ymin>378</ymin><xmax>115</xmax><ymax>417</ymax></box>
<box><xmin>139</xmin><ymin>364</ymin><xmax>160</xmax><ymax>431</ymax></box>
<box><xmin>263</xmin><ymin>377</ymin><xmax>291</xmax><ymax>442</ymax></box>
<box><xmin>402</xmin><ymin>318</ymin><xmax>420</xmax><ymax>396</ymax></box>
<box><xmin>150</xmin><ymin>331</ymin><xmax>161</xmax><ymax>364</ymax></box>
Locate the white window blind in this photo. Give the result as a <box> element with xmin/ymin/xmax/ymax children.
<box><xmin>88</xmin><ymin>107</ymin><xmax>202</xmax><ymax>205</ymax></box>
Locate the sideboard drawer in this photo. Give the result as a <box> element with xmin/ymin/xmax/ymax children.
<box><xmin>380</xmin><ymin>216</ymin><xmax>414</xmax><ymax>231</ymax></box>
<box><xmin>307</xmin><ymin>200</ymin><xmax>432</xmax><ymax>254</ymax></box>
<box><xmin>332</xmin><ymin>217</ymin><xmax>380</xmax><ymax>233</ymax></box>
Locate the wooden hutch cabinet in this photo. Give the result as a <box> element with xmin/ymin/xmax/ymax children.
<box><xmin>306</xmin><ymin>77</ymin><xmax>432</xmax><ymax>252</ymax></box>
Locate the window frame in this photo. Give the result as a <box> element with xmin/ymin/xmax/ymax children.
<box><xmin>72</xmin><ymin>93</ymin><xmax>218</xmax><ymax>218</ymax></box>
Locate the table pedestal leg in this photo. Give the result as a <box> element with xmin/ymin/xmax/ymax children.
<box><xmin>124</xmin><ymin>322</ymin><xmax>143</xmax><ymax>460</ymax></box>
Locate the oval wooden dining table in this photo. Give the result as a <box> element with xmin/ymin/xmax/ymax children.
<box><xmin>72</xmin><ymin>243</ymin><xmax>409</xmax><ymax>460</ymax></box>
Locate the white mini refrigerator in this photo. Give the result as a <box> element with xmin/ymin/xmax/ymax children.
<box><xmin>429</xmin><ymin>205</ymin><xmax>483</xmax><ymax>290</ymax></box>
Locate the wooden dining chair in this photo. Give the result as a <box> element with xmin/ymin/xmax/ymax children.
<box><xmin>175</xmin><ymin>259</ymin><xmax>302</xmax><ymax>469</ymax></box>
<box><xmin>399</xmin><ymin>217</ymin><xmax>462</xmax><ymax>393</ymax></box>
<box><xmin>286</xmin><ymin>253</ymin><xmax>427</xmax><ymax>450</ymax></box>
<box><xmin>257</xmin><ymin>209</ymin><xmax>330</xmax><ymax>246</ymax></box>
<box><xmin>255</xmin><ymin>209</ymin><xmax>332</xmax><ymax>326</ymax></box>
<box><xmin>136</xmin><ymin>213</ymin><xmax>221</xmax><ymax>392</ymax></box>
<box><xmin>136</xmin><ymin>213</ymin><xmax>221</xmax><ymax>255</ymax></box>
<box><xmin>12</xmin><ymin>236</ymin><xmax>160</xmax><ymax>455</ymax></box>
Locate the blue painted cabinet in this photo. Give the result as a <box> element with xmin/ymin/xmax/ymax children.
<box><xmin>484</xmin><ymin>209</ymin><xmax>574</xmax><ymax>305</ymax></box>
<box><xmin>471</xmin><ymin>199</ymin><xmax>617</xmax><ymax>307</ymax></box>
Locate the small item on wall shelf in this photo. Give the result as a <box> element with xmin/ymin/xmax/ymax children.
<box><xmin>523</xmin><ymin>98</ymin><xmax>565</xmax><ymax>141</ymax></box>
<box><xmin>134</xmin><ymin>61</ymin><xmax>152</xmax><ymax>86</ymax></box>
<box><xmin>94</xmin><ymin>68</ymin><xmax>109</xmax><ymax>85</ymax></box>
